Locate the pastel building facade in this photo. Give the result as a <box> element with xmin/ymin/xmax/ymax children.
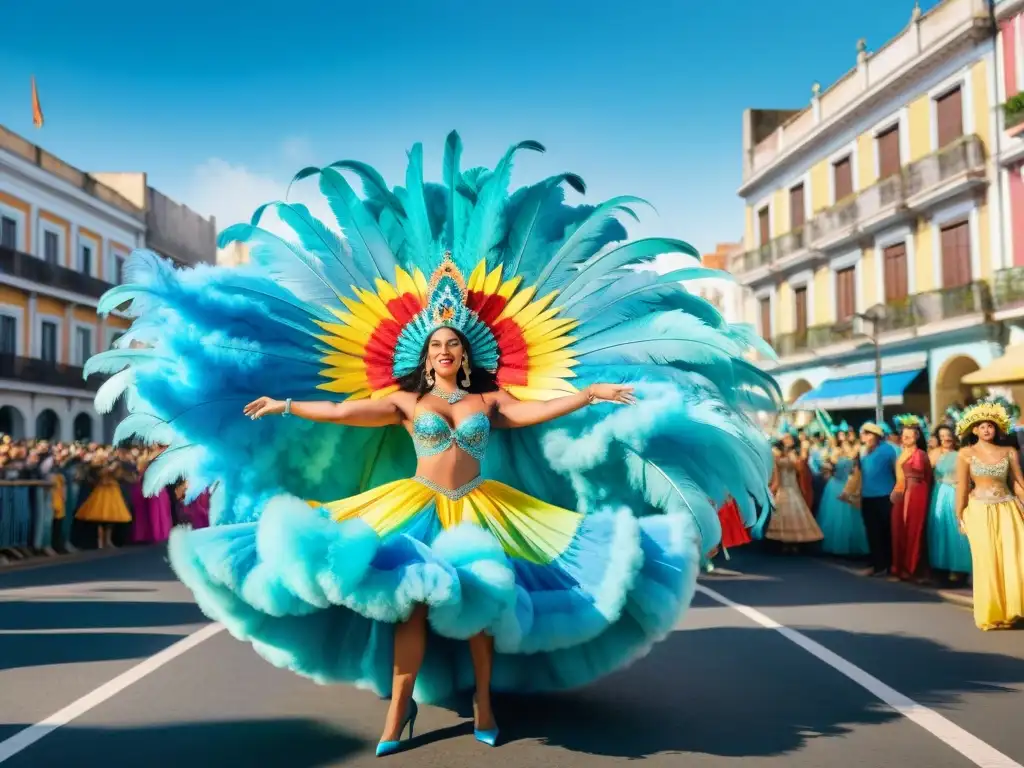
<box><xmin>733</xmin><ymin>0</ymin><xmax>1003</xmax><ymax>423</ymax></box>
<box><xmin>0</xmin><ymin>124</ymin><xmax>215</xmax><ymax>442</ymax></box>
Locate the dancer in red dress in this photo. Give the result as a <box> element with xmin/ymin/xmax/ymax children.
<box><xmin>718</xmin><ymin>496</ymin><xmax>752</xmax><ymax>549</ymax></box>
<box><xmin>890</xmin><ymin>415</ymin><xmax>933</xmax><ymax>581</ymax></box>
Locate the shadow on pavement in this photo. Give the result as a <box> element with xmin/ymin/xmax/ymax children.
<box><xmin>0</xmin><ymin>718</ymin><xmax>367</xmax><ymax>767</ymax></box>
<box><xmin>487</xmin><ymin>625</ymin><xmax>1024</xmax><ymax>759</ymax></box>
<box><xmin>0</xmin><ymin>547</ymin><xmax>177</xmax><ymax>589</ymax></box>
<box><xmin>0</xmin><ymin>600</ymin><xmax>205</xmax><ymax>631</ymax></box>
<box><xmin>699</xmin><ymin>549</ymin><xmax>946</xmax><ymax>608</ymax></box>
<box><xmin>0</xmin><ymin>630</ymin><xmax>186</xmax><ymax>672</ymax></box>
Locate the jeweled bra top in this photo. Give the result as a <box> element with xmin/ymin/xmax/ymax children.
<box><xmin>969</xmin><ymin>454</ymin><xmax>1010</xmax><ymax>480</ymax></box>
<box><xmin>412</xmin><ymin>410</ymin><xmax>490</xmax><ymax>461</ymax></box>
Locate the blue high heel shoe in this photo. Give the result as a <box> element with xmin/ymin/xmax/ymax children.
<box><xmin>473</xmin><ymin>696</ymin><xmax>500</xmax><ymax>747</ymax></box>
<box><xmin>375</xmin><ymin>699</ymin><xmax>418</xmax><ymax>757</ymax></box>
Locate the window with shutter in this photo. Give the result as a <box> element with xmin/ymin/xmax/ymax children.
<box><xmin>758</xmin><ymin>206</ymin><xmax>770</xmax><ymax>245</ymax></box>
<box><xmin>940</xmin><ymin>220</ymin><xmax>971</xmax><ymax>288</ymax></box>
<box><xmin>835</xmin><ymin>267</ymin><xmax>856</xmax><ymax>321</ymax></box>
<box><xmin>794</xmin><ymin>286</ymin><xmax>808</xmax><ymax>334</ymax></box>
<box><xmin>759</xmin><ymin>297</ymin><xmax>772</xmax><ymax>342</ymax></box>
<box><xmin>882</xmin><ymin>243</ymin><xmax>909</xmax><ymax>302</ymax></box>
<box><xmin>935</xmin><ymin>87</ymin><xmax>963</xmax><ymax>148</ymax></box>
<box><xmin>43</xmin><ymin>231</ymin><xmax>59</xmax><ymax>265</ymax></box>
<box><xmin>789</xmin><ymin>184</ymin><xmax>805</xmax><ymax>230</ymax></box>
<box><xmin>833</xmin><ymin>157</ymin><xmax>853</xmax><ymax>201</ymax></box>
<box><xmin>877</xmin><ymin>125</ymin><xmax>901</xmax><ymax>179</ymax></box>
<box><xmin>0</xmin><ymin>217</ymin><xmax>16</xmax><ymax>249</ymax></box>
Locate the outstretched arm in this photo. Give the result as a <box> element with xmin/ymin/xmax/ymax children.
<box><xmin>244</xmin><ymin>394</ymin><xmax>404</xmax><ymax>428</ymax></box>
<box><xmin>489</xmin><ymin>384</ymin><xmax>634</xmax><ymax>429</ymax></box>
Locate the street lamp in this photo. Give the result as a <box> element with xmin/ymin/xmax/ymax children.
<box><xmin>852</xmin><ymin>309</ymin><xmax>884</xmax><ymax>425</ymax></box>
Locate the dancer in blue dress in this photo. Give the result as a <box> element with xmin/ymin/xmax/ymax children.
<box><xmin>817</xmin><ymin>434</ymin><xmax>869</xmax><ymax>556</ymax></box>
<box><xmin>86</xmin><ymin>133</ymin><xmax>779</xmax><ymax>754</ymax></box>
<box><xmin>927</xmin><ymin>423</ymin><xmax>971</xmax><ymax>580</ymax></box>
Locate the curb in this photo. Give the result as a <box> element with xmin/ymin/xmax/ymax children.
<box><xmin>817</xmin><ymin>557</ymin><xmax>974</xmax><ymax>609</ymax></box>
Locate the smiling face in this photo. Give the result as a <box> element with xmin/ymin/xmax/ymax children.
<box><xmin>427</xmin><ymin>327</ymin><xmax>465</xmax><ymax>379</ymax></box>
<box><xmin>938</xmin><ymin>427</ymin><xmax>955</xmax><ymax>450</ymax></box>
<box><xmin>900</xmin><ymin>427</ymin><xmax>918</xmax><ymax>448</ymax></box>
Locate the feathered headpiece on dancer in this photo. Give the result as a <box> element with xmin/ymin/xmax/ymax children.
<box><xmin>85</xmin><ymin>133</ymin><xmax>780</xmax><ymax>696</ymax></box>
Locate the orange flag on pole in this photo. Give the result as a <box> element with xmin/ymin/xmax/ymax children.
<box><xmin>31</xmin><ymin>76</ymin><xmax>44</xmax><ymax>128</ymax></box>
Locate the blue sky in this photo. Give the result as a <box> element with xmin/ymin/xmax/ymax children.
<box><xmin>0</xmin><ymin>0</ymin><xmax>943</xmax><ymax>255</ymax></box>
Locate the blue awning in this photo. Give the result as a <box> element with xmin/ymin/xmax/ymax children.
<box><xmin>791</xmin><ymin>369</ymin><xmax>925</xmax><ymax>410</ymax></box>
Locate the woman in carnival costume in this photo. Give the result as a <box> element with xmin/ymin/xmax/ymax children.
<box><xmin>890</xmin><ymin>415</ymin><xmax>932</xmax><ymax>581</ymax></box>
<box><xmin>954</xmin><ymin>401</ymin><xmax>1024</xmax><ymax>630</ymax></box>
<box><xmin>927</xmin><ymin>413</ymin><xmax>971</xmax><ymax>582</ymax></box>
<box><xmin>816</xmin><ymin>422</ymin><xmax>868</xmax><ymax>557</ymax></box>
<box><xmin>766</xmin><ymin>438</ymin><xmax>823</xmax><ymax>551</ymax></box>
<box><xmin>85</xmin><ymin>134</ymin><xmax>778</xmax><ymax>754</ymax></box>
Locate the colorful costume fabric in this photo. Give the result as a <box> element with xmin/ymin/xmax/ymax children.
<box><xmin>927</xmin><ymin>450</ymin><xmax>971</xmax><ymax>574</ymax></box>
<box><xmin>86</xmin><ymin>134</ymin><xmax>778</xmax><ymax>701</ymax></box>
<box><xmin>817</xmin><ymin>453</ymin><xmax>868</xmax><ymax>556</ymax></box>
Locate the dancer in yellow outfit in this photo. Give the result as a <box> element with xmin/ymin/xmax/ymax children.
<box><xmin>954</xmin><ymin>401</ymin><xmax>1024</xmax><ymax>630</ymax></box>
<box><xmin>75</xmin><ymin>450</ymin><xmax>133</xmax><ymax>549</ymax></box>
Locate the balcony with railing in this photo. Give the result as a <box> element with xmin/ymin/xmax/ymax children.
<box><xmin>733</xmin><ymin>134</ymin><xmax>987</xmax><ymax>281</ymax></box>
<box><xmin>742</xmin><ymin>0</ymin><xmax>990</xmax><ymax>184</ymax></box>
<box><xmin>0</xmin><ymin>246</ymin><xmax>115</xmax><ymax>300</ymax></box>
<box><xmin>767</xmin><ymin>281</ymin><xmax>992</xmax><ymax>361</ymax></box>
<box><xmin>0</xmin><ymin>354</ymin><xmax>105</xmax><ymax>391</ymax></box>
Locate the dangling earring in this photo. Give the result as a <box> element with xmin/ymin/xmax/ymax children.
<box><xmin>425</xmin><ymin>365</ymin><xmax>435</xmax><ymax>387</ymax></box>
<box><xmin>461</xmin><ymin>358</ymin><xmax>471</xmax><ymax>387</ymax></box>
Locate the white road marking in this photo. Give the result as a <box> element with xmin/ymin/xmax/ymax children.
<box><xmin>696</xmin><ymin>584</ymin><xmax>1024</xmax><ymax>768</ymax></box>
<box><xmin>0</xmin><ymin>622</ymin><xmax>223</xmax><ymax>763</ymax></box>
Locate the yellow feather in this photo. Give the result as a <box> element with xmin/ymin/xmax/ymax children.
<box><xmin>484</xmin><ymin>265</ymin><xmax>503</xmax><ymax>295</ymax></box>
<box><xmin>523</xmin><ymin>317</ymin><xmax>577</xmax><ymax>344</ymax></box>
<box><xmin>529</xmin><ymin>350</ymin><xmax>578</xmax><ymax>366</ymax></box>
<box><xmin>413</xmin><ymin>270</ymin><xmax>429</xmax><ymax>299</ymax></box>
<box><xmin>316</xmin><ymin>336</ymin><xmax>366</xmax><ymax>357</ymax></box>
<box><xmin>370</xmin><ymin>384</ymin><xmax>400</xmax><ymax>400</ymax></box>
<box><xmin>374</xmin><ymin>278</ymin><xmax>400</xmax><ymax>303</ymax></box>
<box><xmin>328</xmin><ymin>323</ymin><xmax>373</xmax><ymax>346</ymax></box>
<box><xmin>505</xmin><ymin>385</ymin><xmax>573</xmax><ymax>402</ymax></box>
<box><xmin>320</xmin><ymin>354</ymin><xmax>366</xmax><ymax>369</ymax></box>
<box><xmin>527</xmin><ymin>366</ymin><xmax>577</xmax><ymax>379</ymax></box>
<box><xmin>317</xmin><ymin>379</ymin><xmax>369</xmax><ymax>396</ymax></box>
<box><xmin>496</xmin><ymin>285</ymin><xmax>537</xmax><ymax>321</ymax></box>
<box><xmin>354</xmin><ymin>288</ymin><xmax>395</xmax><ymax>322</ymax></box>
<box><xmin>511</xmin><ymin>291</ymin><xmax>558</xmax><ymax>327</ymax></box>
<box><xmin>320</xmin><ymin>370</ymin><xmax>370</xmax><ymax>387</ymax></box>
<box><xmin>529</xmin><ymin>335</ymin><xmax>577</xmax><ymax>356</ymax></box>
<box><xmin>497</xmin><ymin>276</ymin><xmax>522</xmax><ymax>298</ymax></box>
<box><xmin>339</xmin><ymin>296</ymin><xmax>387</xmax><ymax>330</ymax></box>
<box><xmin>522</xmin><ymin>376</ymin><xmax>577</xmax><ymax>393</ymax></box>
<box><xmin>394</xmin><ymin>266</ymin><xmax>419</xmax><ymax>298</ymax></box>
<box><xmin>467</xmin><ymin>261</ymin><xmax>488</xmax><ymax>292</ymax></box>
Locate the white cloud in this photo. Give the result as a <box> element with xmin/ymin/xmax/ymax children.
<box><xmin>184</xmin><ymin>144</ymin><xmax>337</xmax><ymax>249</ymax></box>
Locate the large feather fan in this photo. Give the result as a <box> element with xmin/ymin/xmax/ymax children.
<box><xmin>86</xmin><ymin>132</ymin><xmax>780</xmax><ymax>554</ymax></box>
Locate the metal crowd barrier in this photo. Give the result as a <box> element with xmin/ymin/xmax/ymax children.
<box><xmin>0</xmin><ymin>479</ymin><xmax>58</xmax><ymax>553</ymax></box>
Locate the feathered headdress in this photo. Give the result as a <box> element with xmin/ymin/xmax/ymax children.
<box><xmin>85</xmin><ymin>131</ymin><xmax>781</xmax><ymax>548</ymax></box>
<box><xmin>956</xmin><ymin>400</ymin><xmax>1012</xmax><ymax>437</ymax></box>
<box><xmin>893</xmin><ymin>413</ymin><xmax>928</xmax><ymax>440</ymax></box>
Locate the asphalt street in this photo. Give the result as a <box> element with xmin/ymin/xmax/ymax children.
<box><xmin>1</xmin><ymin>545</ymin><xmax>1022</xmax><ymax>768</ymax></box>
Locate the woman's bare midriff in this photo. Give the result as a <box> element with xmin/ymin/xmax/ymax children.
<box><xmin>404</xmin><ymin>397</ymin><xmax>492</xmax><ymax>491</ymax></box>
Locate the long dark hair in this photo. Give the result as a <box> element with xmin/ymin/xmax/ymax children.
<box><xmin>395</xmin><ymin>327</ymin><xmax>500</xmax><ymax>398</ymax></box>
<box><xmin>933</xmin><ymin>424</ymin><xmax>958</xmax><ymax>450</ymax></box>
<box><xmin>900</xmin><ymin>426</ymin><xmax>928</xmax><ymax>452</ymax></box>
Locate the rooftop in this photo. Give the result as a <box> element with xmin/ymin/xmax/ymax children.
<box><xmin>0</xmin><ymin>123</ymin><xmax>145</xmax><ymax>220</ymax></box>
<box><xmin>740</xmin><ymin>0</ymin><xmax>991</xmax><ymax>195</ymax></box>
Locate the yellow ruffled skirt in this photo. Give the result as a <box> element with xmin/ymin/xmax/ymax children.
<box><xmin>962</xmin><ymin>497</ymin><xmax>1024</xmax><ymax>630</ymax></box>
<box><xmin>321</xmin><ymin>476</ymin><xmax>584</xmax><ymax>564</ymax></box>
<box><xmin>75</xmin><ymin>479</ymin><xmax>133</xmax><ymax>524</ymax></box>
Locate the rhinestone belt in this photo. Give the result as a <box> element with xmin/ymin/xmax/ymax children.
<box><xmin>413</xmin><ymin>475</ymin><xmax>484</xmax><ymax>500</ymax></box>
